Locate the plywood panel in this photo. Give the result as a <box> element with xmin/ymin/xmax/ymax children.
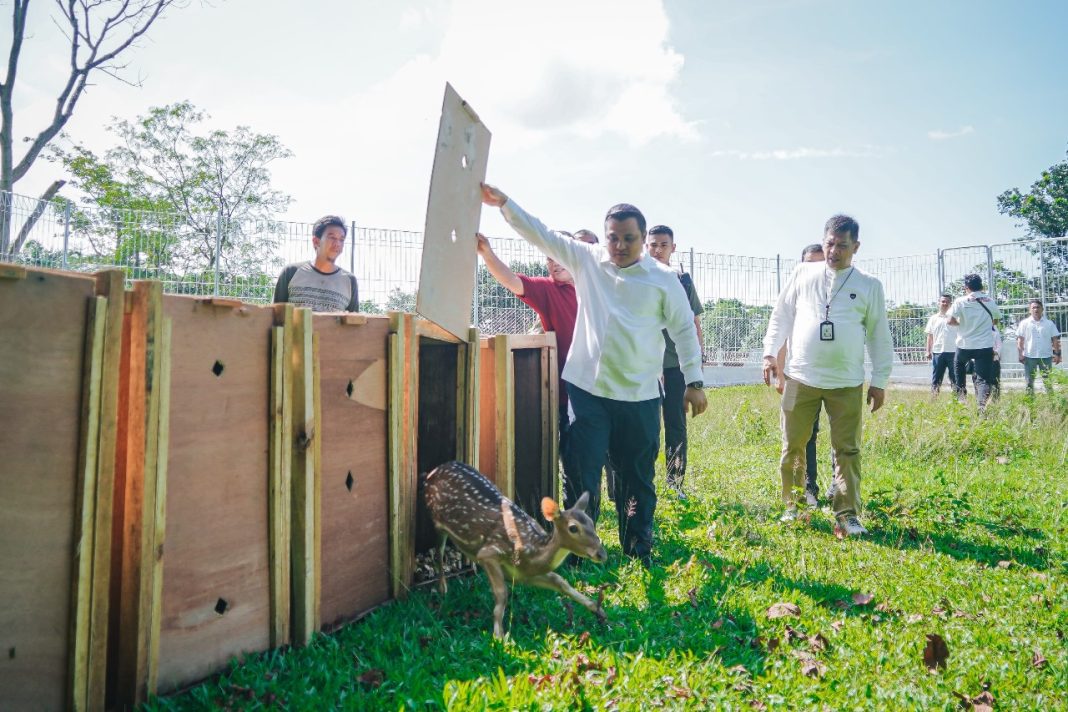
<box><xmin>0</xmin><ymin>269</ymin><xmax>95</xmax><ymax>709</ymax></box>
<box><xmin>415</xmin><ymin>83</ymin><xmax>491</xmax><ymax>340</ymax></box>
<box><xmin>155</xmin><ymin>296</ymin><xmax>274</xmax><ymax>693</ymax></box>
<box><xmin>478</xmin><ymin>340</ymin><xmax>498</xmax><ymax>485</ymax></box>
<box><xmin>313</xmin><ymin>315</ymin><xmax>391</xmax><ymax>630</ymax></box>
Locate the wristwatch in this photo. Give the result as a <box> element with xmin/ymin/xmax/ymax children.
<box><xmin>687</xmin><ymin>381</ymin><xmax>704</xmax><ymax>389</ymax></box>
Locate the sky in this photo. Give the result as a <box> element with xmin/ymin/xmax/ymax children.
<box><xmin>7</xmin><ymin>0</ymin><xmax>1068</xmax><ymax>260</ymax></box>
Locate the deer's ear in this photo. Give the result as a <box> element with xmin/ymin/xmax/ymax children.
<box><xmin>574</xmin><ymin>491</ymin><xmax>590</xmax><ymax>513</ymax></box>
<box><xmin>541</xmin><ymin>497</ymin><xmax>558</xmax><ymax>521</ymax></box>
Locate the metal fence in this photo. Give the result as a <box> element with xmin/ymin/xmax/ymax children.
<box><xmin>2</xmin><ymin>190</ymin><xmax>1065</xmax><ymax>383</ymax></box>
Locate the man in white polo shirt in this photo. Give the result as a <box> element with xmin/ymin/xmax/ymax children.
<box><xmin>925</xmin><ymin>294</ymin><xmax>959</xmax><ymax>394</ymax></box>
<box><xmin>1017</xmin><ymin>299</ymin><xmax>1061</xmax><ymax>395</ymax></box>
<box><xmin>947</xmin><ymin>273</ymin><xmax>1001</xmax><ymax>408</ymax></box>
<box><xmin>480</xmin><ymin>183</ymin><xmax>707</xmax><ymax>566</ymax></box>
<box><xmin>762</xmin><ymin>214</ymin><xmax>893</xmax><ymax>537</ymax></box>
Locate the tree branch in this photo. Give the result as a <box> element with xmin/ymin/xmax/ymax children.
<box><xmin>11</xmin><ymin>179</ymin><xmax>67</xmax><ymax>254</ymax></box>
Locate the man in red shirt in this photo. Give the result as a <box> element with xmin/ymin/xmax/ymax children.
<box><xmin>476</xmin><ymin>232</ymin><xmax>579</xmax><ymax>493</ymax></box>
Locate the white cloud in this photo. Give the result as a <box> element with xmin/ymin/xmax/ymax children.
<box><xmin>399</xmin><ymin>6</ymin><xmax>434</xmax><ymax>30</ymax></box>
<box><xmin>709</xmin><ymin>145</ymin><xmax>888</xmax><ymax>160</ymax></box>
<box><xmin>927</xmin><ymin>125</ymin><xmax>974</xmax><ymax>140</ymax></box>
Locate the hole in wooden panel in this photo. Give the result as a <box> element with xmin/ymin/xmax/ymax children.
<box><xmin>461</xmin><ymin>154</ymin><xmax>469</xmax><ymax>169</ymax></box>
<box><xmin>212</xmin><ymin>360</ymin><xmax>225</xmax><ymax>377</ymax></box>
<box><xmin>346</xmin><ymin>380</ymin><xmax>354</xmax><ymax>398</ymax></box>
<box><xmin>214</xmin><ymin>598</ymin><xmax>229</xmax><ymax>615</ymax></box>
<box><xmin>345</xmin><ymin>471</ymin><xmax>354</xmax><ymax>492</ymax></box>
<box><xmin>450</xmin><ymin>229</ymin><xmax>457</xmax><ymax>243</ymax></box>
<box><xmin>8</xmin><ymin>647</ymin><xmax>14</xmax><ymax>659</ymax></box>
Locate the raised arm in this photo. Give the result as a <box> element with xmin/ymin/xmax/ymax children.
<box><xmin>476</xmin><ymin>233</ymin><xmax>525</xmax><ymax>296</ymax></box>
<box><xmin>481</xmin><ymin>183</ymin><xmax>590</xmax><ymax>272</ymax></box>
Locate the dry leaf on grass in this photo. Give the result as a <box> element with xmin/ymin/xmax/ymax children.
<box><xmin>996</xmin><ymin>560</ymin><xmax>1012</xmax><ymax>569</ymax></box>
<box><xmin>831</xmin><ymin>620</ymin><xmax>845</xmax><ymax>632</ymax></box>
<box><xmin>923</xmin><ymin>633</ymin><xmax>949</xmax><ymax>672</ymax></box>
<box><xmin>995</xmin><ymin>456</ymin><xmax>1009</xmax><ymax>465</ymax></box>
<box><xmin>808</xmin><ymin>633</ymin><xmax>830</xmax><ymax>652</ymax></box>
<box><xmin>797</xmin><ymin>654</ymin><xmax>826</xmax><ymax>678</ymax></box>
<box><xmin>1031</xmin><ymin>650</ymin><xmax>1048</xmax><ymax>669</ymax></box>
<box><xmin>767</xmin><ymin>602</ymin><xmax>801</xmax><ymax>619</ymax></box>
<box><xmin>784</xmin><ymin>625</ymin><xmax>804</xmax><ymax>643</ymax></box>
<box><xmin>852</xmin><ymin>592</ymin><xmax>875</xmax><ymax>606</ymax></box>
<box><xmin>953</xmin><ymin>690</ymin><xmax>995</xmax><ymax>711</ymax></box>
<box><xmin>358</xmin><ymin>669</ymin><xmax>385</xmax><ymax>689</ymax></box>
<box><xmin>688</xmin><ymin>587</ymin><xmax>699</xmax><ymax>608</ymax></box>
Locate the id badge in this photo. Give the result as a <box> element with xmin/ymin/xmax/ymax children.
<box><xmin>819</xmin><ymin>320</ymin><xmax>835</xmax><ymax>341</ymax></box>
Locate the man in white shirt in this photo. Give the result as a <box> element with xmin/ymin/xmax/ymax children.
<box><xmin>762</xmin><ymin>215</ymin><xmax>893</xmax><ymax>537</ymax></box>
<box><xmin>480</xmin><ymin>183</ymin><xmax>707</xmax><ymax>566</ymax></box>
<box><xmin>1016</xmin><ymin>299</ymin><xmax>1061</xmax><ymax>395</ymax></box>
<box><xmin>947</xmin><ymin>274</ymin><xmax>1001</xmax><ymax>408</ymax></box>
<box><xmin>925</xmin><ymin>294</ymin><xmax>959</xmax><ymax>394</ymax></box>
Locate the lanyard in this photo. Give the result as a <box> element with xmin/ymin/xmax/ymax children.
<box><xmin>824</xmin><ymin>267</ymin><xmax>855</xmax><ymax>321</ymax></box>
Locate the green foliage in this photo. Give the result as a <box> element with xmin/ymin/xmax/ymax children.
<box><xmin>946</xmin><ymin>260</ymin><xmax>1039</xmax><ymax>305</ymax></box>
<box><xmin>49</xmin><ymin>101</ymin><xmax>293</xmax><ymax>279</ymax></box>
<box><xmin>701</xmin><ymin>299</ymin><xmax>771</xmax><ymax>363</ymax></box>
<box><xmin>145</xmin><ymin>387</ymin><xmax>1068</xmax><ymax>711</ymax></box>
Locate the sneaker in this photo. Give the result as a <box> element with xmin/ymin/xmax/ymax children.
<box><xmin>805</xmin><ymin>490</ymin><xmax>819</xmax><ymax>508</ymax></box>
<box><xmin>780</xmin><ymin>506</ymin><xmax>800</xmax><ymax>523</ymax></box>
<box><xmin>835</xmin><ymin>515</ymin><xmax>868</xmax><ymax>537</ymax></box>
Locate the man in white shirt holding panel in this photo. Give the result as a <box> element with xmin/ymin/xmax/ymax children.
<box><xmin>480</xmin><ymin>183</ymin><xmax>707</xmax><ymax>566</ymax></box>
<box><xmin>925</xmin><ymin>294</ymin><xmax>959</xmax><ymax>394</ymax></box>
<box><xmin>947</xmin><ymin>273</ymin><xmax>1001</xmax><ymax>409</ymax></box>
<box><xmin>1016</xmin><ymin>299</ymin><xmax>1061</xmax><ymax>395</ymax></box>
<box><xmin>762</xmin><ymin>215</ymin><xmax>893</xmax><ymax>537</ymax></box>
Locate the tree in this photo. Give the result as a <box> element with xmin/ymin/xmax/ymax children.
<box><xmin>997</xmin><ymin>147</ymin><xmax>1068</xmax><ymax>302</ymax></box>
<box><xmin>946</xmin><ymin>260</ymin><xmax>1038</xmax><ymax>305</ymax></box>
<box><xmin>700</xmin><ymin>298</ymin><xmax>771</xmax><ymax>365</ymax></box>
<box><xmin>1</xmin><ymin>0</ymin><xmax>182</xmax><ymax>253</ymax></box>
<box><xmin>51</xmin><ymin>102</ymin><xmax>293</xmax><ymax>278</ymax></box>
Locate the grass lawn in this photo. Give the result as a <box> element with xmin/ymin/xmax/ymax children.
<box><xmin>147</xmin><ymin>386</ymin><xmax>1067</xmax><ymax>710</ymax></box>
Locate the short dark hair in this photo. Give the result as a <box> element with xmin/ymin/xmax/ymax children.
<box><xmin>1029</xmin><ymin>298</ymin><xmax>1044</xmax><ymax>308</ymax></box>
<box><xmin>963</xmin><ymin>273</ymin><xmax>983</xmax><ymax>291</ymax></box>
<box><xmin>556</xmin><ymin>230</ymin><xmax>574</xmax><ymax>238</ymax></box>
<box><xmin>940</xmin><ymin>293</ymin><xmax>953</xmax><ymax>300</ymax></box>
<box><xmin>801</xmin><ymin>243</ymin><xmax>823</xmax><ymax>260</ymax></box>
<box><xmin>605</xmin><ymin>203</ymin><xmax>647</xmax><ymax>235</ymax></box>
<box><xmin>313</xmin><ymin>215</ymin><xmax>347</xmax><ymax>239</ymax></box>
<box><xmin>824</xmin><ymin>214</ymin><xmax>859</xmax><ymax>242</ymax></box>
<box><xmin>648</xmin><ymin>225</ymin><xmax>674</xmax><ymax>240</ymax></box>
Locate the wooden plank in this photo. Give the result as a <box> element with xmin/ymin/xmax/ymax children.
<box><xmin>494</xmin><ymin>334</ymin><xmax>515</xmax><ymax>499</ymax></box>
<box><xmin>314</xmin><ymin>315</ymin><xmax>391</xmax><ymax>629</ymax></box>
<box><xmin>69</xmin><ymin>296</ymin><xmax>107</xmax><ymax>712</ymax></box>
<box><xmin>464</xmin><ymin>327</ymin><xmax>480</xmax><ymax>468</ymax></box>
<box><xmin>0</xmin><ymin>263</ymin><xmax>27</xmax><ymax>279</ymax></box>
<box><xmin>478</xmin><ymin>337</ymin><xmax>498</xmax><ymax>484</ymax></box>
<box><xmin>154</xmin><ymin>296</ymin><xmax>275</xmax><ymax>693</ymax></box>
<box><xmin>87</xmin><ymin>269</ymin><xmax>124</xmax><ymax>711</ymax></box>
<box><xmin>290</xmin><ymin>307</ymin><xmax>318</xmax><ymax>645</ymax></box>
<box><xmin>0</xmin><ymin>268</ymin><xmax>96</xmax><ymax>710</ymax></box>
<box><xmin>416</xmin><ymin>317</ymin><xmax>465</xmax><ymax>344</ymax></box>
<box><xmin>339</xmin><ymin>314</ymin><xmax>368</xmax><ymax>326</ymax></box>
<box><xmin>415</xmin><ymin>84</ymin><xmax>491</xmax><ymax>339</ymax></box>
<box><xmin>146</xmin><ymin>318</ymin><xmax>172</xmax><ymax>693</ymax></box>
<box><xmin>268</xmin><ymin>326</ymin><xmax>291</xmax><ymax>647</ymax></box>
<box><xmin>312</xmin><ymin>331</ymin><xmax>323</xmax><ymax>632</ymax></box>
<box><xmin>502</xmin><ymin>333</ymin><xmax>555</xmax><ymax>350</ymax></box>
<box><xmin>387</xmin><ymin>312</ymin><xmax>414</xmax><ymax>598</ymax></box>
<box><xmin>546</xmin><ymin>336</ymin><xmax>560</xmax><ymax>501</ymax></box>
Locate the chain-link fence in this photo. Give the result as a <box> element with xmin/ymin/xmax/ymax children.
<box><xmin>2</xmin><ymin>190</ymin><xmax>1065</xmax><ymax>383</ymax></box>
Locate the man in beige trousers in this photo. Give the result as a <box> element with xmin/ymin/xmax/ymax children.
<box><xmin>761</xmin><ymin>215</ymin><xmax>893</xmax><ymax>537</ymax></box>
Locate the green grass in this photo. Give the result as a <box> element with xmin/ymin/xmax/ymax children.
<box><xmin>146</xmin><ymin>386</ymin><xmax>1068</xmax><ymax>711</ymax></box>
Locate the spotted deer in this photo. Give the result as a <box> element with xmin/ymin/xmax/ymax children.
<box><xmin>422</xmin><ymin>460</ymin><xmax>608</xmax><ymax>638</ymax></box>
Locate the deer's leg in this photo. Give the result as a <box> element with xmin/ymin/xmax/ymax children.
<box><xmin>435</xmin><ymin>531</ymin><xmax>449</xmax><ymax>595</ymax></box>
<box><xmin>475</xmin><ymin>550</ymin><xmax>510</xmax><ymax>639</ymax></box>
<box><xmin>528</xmin><ymin>571</ymin><xmax>607</xmax><ymax>623</ymax></box>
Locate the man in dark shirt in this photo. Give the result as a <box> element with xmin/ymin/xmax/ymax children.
<box><xmin>646</xmin><ymin>225</ymin><xmax>704</xmax><ymax>498</ymax></box>
<box><xmin>274</xmin><ymin>214</ymin><xmax>359</xmax><ymax>312</ymax></box>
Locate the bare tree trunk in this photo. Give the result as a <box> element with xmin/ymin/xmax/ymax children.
<box><xmin>10</xmin><ymin>179</ymin><xmax>66</xmax><ymax>255</ymax></box>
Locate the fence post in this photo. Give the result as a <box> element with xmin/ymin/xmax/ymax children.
<box><xmin>62</xmin><ymin>201</ymin><xmax>72</xmax><ymax>270</ymax></box>
<box><xmin>689</xmin><ymin>247</ymin><xmax>694</xmax><ymax>278</ymax></box>
<box><xmin>985</xmin><ymin>245</ymin><xmax>994</xmax><ymax>300</ymax></box>
<box><xmin>775</xmin><ymin>254</ymin><xmax>782</xmax><ymax>293</ymax></box>
<box><xmin>349</xmin><ymin>220</ymin><xmax>356</xmax><ymax>276</ymax></box>
<box><xmin>214</xmin><ymin>211</ymin><xmax>223</xmax><ymax>296</ymax></box>
<box><xmin>936</xmin><ymin>249</ymin><xmax>944</xmax><ymax>295</ymax></box>
<box><xmin>1038</xmin><ymin>240</ymin><xmax>1047</xmax><ymax>304</ymax></box>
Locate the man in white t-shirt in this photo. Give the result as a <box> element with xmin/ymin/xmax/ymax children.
<box><xmin>762</xmin><ymin>215</ymin><xmax>893</xmax><ymax>537</ymax></box>
<box><xmin>924</xmin><ymin>294</ymin><xmax>959</xmax><ymax>394</ymax></box>
<box><xmin>1016</xmin><ymin>299</ymin><xmax>1062</xmax><ymax>395</ymax></box>
<box><xmin>948</xmin><ymin>274</ymin><xmax>1001</xmax><ymax>409</ymax></box>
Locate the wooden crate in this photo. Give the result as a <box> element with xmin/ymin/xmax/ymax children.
<box><xmin>109</xmin><ymin>292</ymin><xmax>295</xmax><ymax>704</ymax></box>
<box><xmin>0</xmin><ymin>266</ymin><xmax>123</xmax><ymax>711</ymax></box>
<box><xmin>478</xmin><ymin>333</ymin><xmax>559</xmax><ymax>517</ymax></box>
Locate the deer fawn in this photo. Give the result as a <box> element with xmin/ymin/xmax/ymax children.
<box><xmin>422</xmin><ymin>460</ymin><xmax>608</xmax><ymax>638</ymax></box>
